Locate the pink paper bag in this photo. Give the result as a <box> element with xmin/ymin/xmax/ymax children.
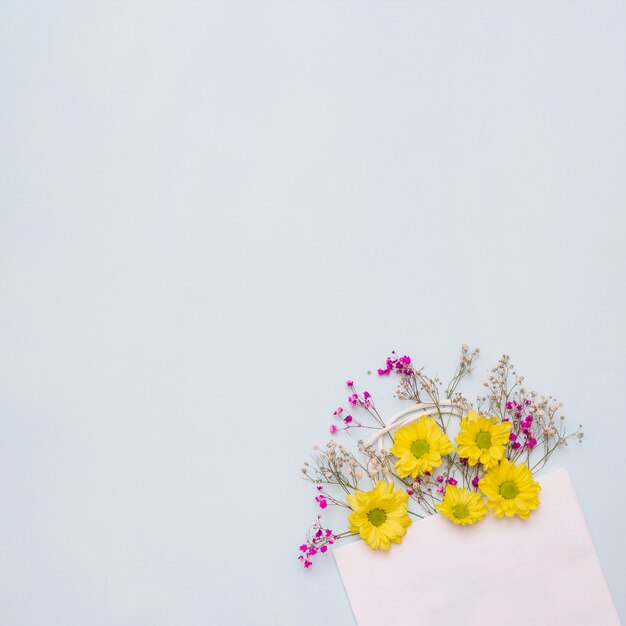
<box><xmin>334</xmin><ymin>469</ymin><xmax>620</xmax><ymax>626</ymax></box>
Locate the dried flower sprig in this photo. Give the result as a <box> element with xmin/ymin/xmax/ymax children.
<box><xmin>298</xmin><ymin>346</ymin><xmax>583</xmax><ymax>567</ymax></box>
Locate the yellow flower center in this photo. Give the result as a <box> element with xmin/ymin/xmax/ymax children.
<box><xmin>475</xmin><ymin>431</ymin><xmax>492</xmax><ymax>449</ymax></box>
<box><xmin>452</xmin><ymin>503</ymin><xmax>470</xmax><ymax>519</ymax></box>
<box><xmin>410</xmin><ymin>439</ymin><xmax>430</xmax><ymax>458</ymax></box>
<box><xmin>500</xmin><ymin>481</ymin><xmax>520</xmax><ymax>499</ymax></box>
<box><xmin>368</xmin><ymin>508</ymin><xmax>387</xmax><ymax>527</ymax></box>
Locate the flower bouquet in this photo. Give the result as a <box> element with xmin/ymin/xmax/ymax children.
<box><xmin>298</xmin><ymin>347</ymin><xmax>619</xmax><ymax>626</ymax></box>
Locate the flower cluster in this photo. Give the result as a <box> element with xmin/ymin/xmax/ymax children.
<box><xmin>378</xmin><ymin>353</ymin><xmax>414</xmax><ymax>377</ymax></box>
<box><xmin>298</xmin><ymin>346</ymin><xmax>583</xmax><ymax>567</ymax></box>
<box><xmin>298</xmin><ymin>519</ymin><xmax>335</xmax><ymax>568</ymax></box>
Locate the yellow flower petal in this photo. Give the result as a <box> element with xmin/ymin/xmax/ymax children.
<box><xmin>479</xmin><ymin>458</ymin><xmax>541</xmax><ymax>519</ymax></box>
<box><xmin>390</xmin><ymin>416</ymin><xmax>454</xmax><ymax>478</ymax></box>
<box><xmin>455</xmin><ymin>415</ymin><xmax>512</xmax><ymax>470</ymax></box>
<box><xmin>347</xmin><ymin>480</ymin><xmax>412</xmax><ymax>550</ymax></box>
<box><xmin>436</xmin><ymin>485</ymin><xmax>489</xmax><ymax>525</ymax></box>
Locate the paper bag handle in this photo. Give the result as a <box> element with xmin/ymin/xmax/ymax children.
<box><xmin>365</xmin><ymin>400</ymin><xmax>464</xmax><ymax>452</ymax></box>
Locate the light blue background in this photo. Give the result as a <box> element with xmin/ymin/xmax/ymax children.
<box><xmin>1</xmin><ymin>2</ymin><xmax>625</xmax><ymax>625</ymax></box>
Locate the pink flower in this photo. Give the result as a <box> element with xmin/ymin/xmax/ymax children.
<box><xmin>320</xmin><ymin>545</ymin><xmax>328</xmax><ymax>553</ymax></box>
<box><xmin>344</xmin><ymin>415</ymin><xmax>353</xmax><ymax>424</ymax></box>
<box><xmin>363</xmin><ymin>391</ymin><xmax>371</xmax><ymax>400</ymax></box>
<box><xmin>325</xmin><ymin>529</ymin><xmax>332</xmax><ymax>536</ymax></box>
<box><xmin>378</xmin><ymin>353</ymin><xmax>414</xmax><ymax>376</ymax></box>
<box><xmin>315</xmin><ymin>495</ymin><xmax>328</xmax><ymax>509</ymax></box>
<box><xmin>333</xmin><ymin>407</ymin><xmax>343</xmax><ymax>416</ymax></box>
<box><xmin>509</xmin><ymin>432</ymin><xmax>517</xmax><ymax>441</ymax></box>
<box><xmin>304</xmin><ymin>560</ymin><xmax>312</xmax><ymax>568</ymax></box>
<box><xmin>346</xmin><ymin>380</ymin><xmax>354</xmax><ymax>387</ymax></box>
<box><xmin>512</xmin><ymin>441</ymin><xmax>521</xmax><ymax>450</ymax></box>
<box><xmin>348</xmin><ymin>394</ymin><xmax>358</xmax><ymax>407</ymax></box>
<box><xmin>525</xmin><ymin>437</ymin><xmax>537</xmax><ymax>449</ymax></box>
<box><xmin>447</xmin><ymin>477</ymin><xmax>458</xmax><ymax>485</ymax></box>
<box><xmin>299</xmin><ymin>544</ymin><xmax>307</xmax><ymax>552</ymax></box>
<box><xmin>329</xmin><ymin>425</ymin><xmax>337</xmax><ymax>434</ymax></box>
<box><xmin>472</xmin><ymin>476</ymin><xmax>480</xmax><ymax>488</ymax></box>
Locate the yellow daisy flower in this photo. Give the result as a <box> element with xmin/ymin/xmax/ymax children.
<box><xmin>456</xmin><ymin>413</ymin><xmax>511</xmax><ymax>469</ymax></box>
<box><xmin>390</xmin><ymin>416</ymin><xmax>454</xmax><ymax>478</ymax></box>
<box><xmin>347</xmin><ymin>480</ymin><xmax>412</xmax><ymax>550</ymax></box>
<box><xmin>479</xmin><ymin>458</ymin><xmax>541</xmax><ymax>519</ymax></box>
<box><xmin>437</xmin><ymin>484</ymin><xmax>489</xmax><ymax>525</ymax></box>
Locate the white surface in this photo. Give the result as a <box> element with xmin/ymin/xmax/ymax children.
<box><xmin>1</xmin><ymin>2</ymin><xmax>625</xmax><ymax>625</ymax></box>
<box><xmin>335</xmin><ymin>470</ymin><xmax>620</xmax><ymax>626</ymax></box>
